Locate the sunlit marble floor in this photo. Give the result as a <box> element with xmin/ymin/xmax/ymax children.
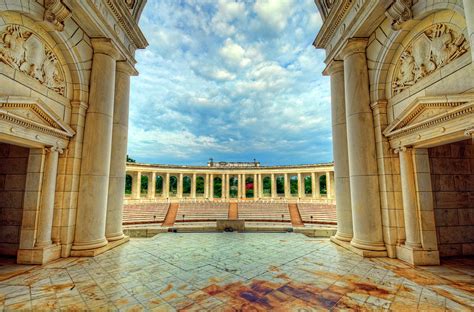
<box><xmin>0</xmin><ymin>233</ymin><xmax>473</xmax><ymax>311</ymax></box>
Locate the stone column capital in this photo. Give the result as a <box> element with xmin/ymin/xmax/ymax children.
<box><xmin>91</xmin><ymin>38</ymin><xmax>121</xmax><ymax>60</ymax></box>
<box><xmin>45</xmin><ymin>146</ymin><xmax>63</xmax><ymax>154</ymax></box>
<box><xmin>323</xmin><ymin>60</ymin><xmax>344</xmax><ymax>76</ymax></box>
<box><xmin>339</xmin><ymin>38</ymin><xmax>368</xmax><ymax>59</ymax></box>
<box><xmin>464</xmin><ymin>127</ymin><xmax>474</xmax><ymax>137</ymax></box>
<box><xmin>394</xmin><ymin>146</ymin><xmax>413</xmax><ymax>154</ymax></box>
<box><xmin>117</xmin><ymin>61</ymin><xmax>139</xmax><ymax>76</ymax></box>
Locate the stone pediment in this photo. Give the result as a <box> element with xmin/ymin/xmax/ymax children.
<box><xmin>0</xmin><ymin>96</ymin><xmax>74</xmax><ymax>140</ymax></box>
<box><xmin>384</xmin><ymin>94</ymin><xmax>474</xmax><ymax>147</ymax></box>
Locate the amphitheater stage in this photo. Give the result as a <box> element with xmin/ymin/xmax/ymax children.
<box><xmin>0</xmin><ymin>233</ymin><xmax>472</xmax><ymax>311</ymax></box>
<box><xmin>123</xmin><ymin>221</ymin><xmax>337</xmax><ymax>238</ymax></box>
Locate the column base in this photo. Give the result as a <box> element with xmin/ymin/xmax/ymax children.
<box><xmin>351</xmin><ymin>238</ymin><xmax>387</xmax><ymax>251</ymax></box>
<box><xmin>333</xmin><ymin>232</ymin><xmax>352</xmax><ymax>242</ymax></box>
<box><xmin>396</xmin><ymin>244</ymin><xmax>440</xmax><ymax>266</ymax></box>
<box><xmin>106</xmin><ymin>232</ymin><xmax>125</xmax><ymax>242</ymax></box>
<box><xmin>71</xmin><ymin>236</ymin><xmax>129</xmax><ymax>257</ymax></box>
<box><xmin>331</xmin><ymin>238</ymin><xmax>388</xmax><ymax>258</ymax></box>
<box><xmin>17</xmin><ymin>244</ymin><xmax>61</xmax><ymax>265</ymax></box>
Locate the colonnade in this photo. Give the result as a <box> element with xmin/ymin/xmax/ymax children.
<box><xmin>72</xmin><ymin>39</ymin><xmax>136</xmax><ymax>255</ymax></box>
<box><xmin>125</xmin><ymin>165</ymin><xmax>335</xmax><ymax>201</ymax></box>
<box><xmin>325</xmin><ymin>39</ymin><xmax>386</xmax><ymax>256</ymax></box>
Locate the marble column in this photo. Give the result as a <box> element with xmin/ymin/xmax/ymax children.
<box><xmin>342</xmin><ymin>38</ymin><xmax>385</xmax><ymax>253</ymax></box>
<box><xmin>315</xmin><ymin>174</ymin><xmax>321</xmax><ymax>198</ymax></box>
<box><xmin>204</xmin><ymin>174</ymin><xmax>209</xmax><ymax>199</ymax></box>
<box><xmin>397</xmin><ymin>147</ymin><xmax>422</xmax><ymax>248</ymax></box>
<box><xmin>297</xmin><ymin>173</ymin><xmax>303</xmax><ymax>198</ymax></box>
<box><xmin>209</xmin><ymin>174</ymin><xmax>214</xmax><ymax>199</ymax></box>
<box><xmin>191</xmin><ymin>173</ymin><xmax>197</xmax><ymax>198</ymax></box>
<box><xmin>36</xmin><ymin>147</ymin><xmax>60</xmax><ymax>247</ymax></box>
<box><xmin>147</xmin><ymin>173</ymin><xmax>156</xmax><ymax>199</ymax></box>
<box><xmin>73</xmin><ymin>38</ymin><xmax>120</xmax><ymax>252</ymax></box>
<box><xmin>106</xmin><ymin>61</ymin><xmax>135</xmax><ymax>242</ymax></box>
<box><xmin>271</xmin><ymin>174</ymin><xmax>277</xmax><ymax>198</ymax></box>
<box><xmin>325</xmin><ymin>172</ymin><xmax>332</xmax><ymax>199</ymax></box>
<box><xmin>284</xmin><ymin>173</ymin><xmax>290</xmax><ymax>198</ymax></box>
<box><xmin>253</xmin><ymin>173</ymin><xmax>258</xmax><ymax>200</ymax></box>
<box><xmin>164</xmin><ymin>173</ymin><xmax>169</xmax><ymax>198</ymax></box>
<box><xmin>131</xmin><ymin>171</ymin><xmax>141</xmax><ymax>199</ymax></box>
<box><xmin>221</xmin><ymin>174</ymin><xmax>226</xmax><ymax>199</ymax></box>
<box><xmin>236</xmin><ymin>175</ymin><xmax>241</xmax><ymax>198</ymax></box>
<box><xmin>325</xmin><ymin>60</ymin><xmax>353</xmax><ymax>242</ymax></box>
<box><xmin>242</xmin><ymin>174</ymin><xmax>246</xmax><ymax>199</ymax></box>
<box><xmin>462</xmin><ymin>0</ymin><xmax>474</xmax><ymax>60</ymax></box>
<box><xmin>177</xmin><ymin>173</ymin><xmax>183</xmax><ymax>198</ymax></box>
<box><xmin>258</xmin><ymin>174</ymin><xmax>263</xmax><ymax>199</ymax></box>
<box><xmin>311</xmin><ymin>173</ymin><xmax>316</xmax><ymax>199</ymax></box>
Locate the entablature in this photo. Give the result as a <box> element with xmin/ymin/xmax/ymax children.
<box><xmin>384</xmin><ymin>94</ymin><xmax>474</xmax><ymax>149</ymax></box>
<box><xmin>0</xmin><ymin>96</ymin><xmax>75</xmax><ymax>149</ymax></box>
<box><xmin>63</xmin><ymin>0</ymin><xmax>148</xmax><ymax>64</ymax></box>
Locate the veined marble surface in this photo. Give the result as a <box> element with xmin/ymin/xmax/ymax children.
<box><xmin>0</xmin><ymin>233</ymin><xmax>472</xmax><ymax>311</ymax></box>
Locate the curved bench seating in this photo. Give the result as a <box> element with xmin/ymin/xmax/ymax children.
<box><xmin>238</xmin><ymin>202</ymin><xmax>290</xmax><ymax>222</ymax></box>
<box><xmin>176</xmin><ymin>201</ymin><xmax>228</xmax><ymax>222</ymax></box>
<box><xmin>123</xmin><ymin>203</ymin><xmax>170</xmax><ymax>224</ymax></box>
<box><xmin>297</xmin><ymin>203</ymin><xmax>336</xmax><ymax>224</ymax></box>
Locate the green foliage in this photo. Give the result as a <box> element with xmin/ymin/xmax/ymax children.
<box><xmin>127</xmin><ymin>155</ymin><xmax>136</xmax><ymax>163</ymax></box>
<box><xmin>125</xmin><ymin>174</ymin><xmax>132</xmax><ymax>194</ymax></box>
<box><xmin>213</xmin><ymin>178</ymin><xmax>222</xmax><ymax>198</ymax></box>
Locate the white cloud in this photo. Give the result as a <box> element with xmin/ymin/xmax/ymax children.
<box><xmin>253</xmin><ymin>0</ymin><xmax>294</xmax><ymax>31</ymax></box>
<box><xmin>219</xmin><ymin>38</ymin><xmax>251</xmax><ymax>68</ymax></box>
<box><xmin>129</xmin><ymin>0</ymin><xmax>333</xmax><ymax>165</ymax></box>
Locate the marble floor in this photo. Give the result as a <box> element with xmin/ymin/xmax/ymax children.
<box><xmin>0</xmin><ymin>233</ymin><xmax>473</xmax><ymax>311</ymax></box>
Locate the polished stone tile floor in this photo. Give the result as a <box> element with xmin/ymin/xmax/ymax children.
<box><xmin>0</xmin><ymin>233</ymin><xmax>473</xmax><ymax>311</ymax></box>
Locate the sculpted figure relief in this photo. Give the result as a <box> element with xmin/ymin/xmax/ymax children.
<box><xmin>0</xmin><ymin>24</ymin><xmax>66</xmax><ymax>96</ymax></box>
<box><xmin>393</xmin><ymin>24</ymin><xmax>469</xmax><ymax>95</ymax></box>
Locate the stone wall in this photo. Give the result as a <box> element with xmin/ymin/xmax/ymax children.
<box><xmin>430</xmin><ymin>139</ymin><xmax>474</xmax><ymax>257</ymax></box>
<box><xmin>0</xmin><ymin>143</ymin><xmax>29</xmax><ymax>256</ymax></box>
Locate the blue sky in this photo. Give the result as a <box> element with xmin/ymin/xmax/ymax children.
<box><xmin>128</xmin><ymin>0</ymin><xmax>330</xmax><ymax>166</ymax></box>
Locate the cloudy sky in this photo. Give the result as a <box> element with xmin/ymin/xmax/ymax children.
<box><xmin>128</xmin><ymin>0</ymin><xmax>330</xmax><ymax>166</ymax></box>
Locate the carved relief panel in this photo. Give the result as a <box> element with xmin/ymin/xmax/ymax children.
<box><xmin>0</xmin><ymin>24</ymin><xmax>66</xmax><ymax>96</ymax></box>
<box><xmin>392</xmin><ymin>23</ymin><xmax>469</xmax><ymax>95</ymax></box>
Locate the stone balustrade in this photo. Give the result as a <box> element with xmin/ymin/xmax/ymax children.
<box><xmin>124</xmin><ymin>162</ymin><xmax>335</xmax><ymax>203</ymax></box>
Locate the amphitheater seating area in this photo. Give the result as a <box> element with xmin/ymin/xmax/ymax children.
<box><xmin>123</xmin><ymin>203</ymin><xmax>170</xmax><ymax>224</ymax></box>
<box><xmin>297</xmin><ymin>203</ymin><xmax>337</xmax><ymax>224</ymax></box>
<box><xmin>176</xmin><ymin>201</ymin><xmax>229</xmax><ymax>222</ymax></box>
<box><xmin>238</xmin><ymin>201</ymin><xmax>291</xmax><ymax>222</ymax></box>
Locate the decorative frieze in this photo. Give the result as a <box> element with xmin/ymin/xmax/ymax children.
<box><xmin>44</xmin><ymin>0</ymin><xmax>71</xmax><ymax>32</ymax></box>
<box><xmin>392</xmin><ymin>23</ymin><xmax>469</xmax><ymax>95</ymax></box>
<box><xmin>0</xmin><ymin>25</ymin><xmax>66</xmax><ymax>96</ymax></box>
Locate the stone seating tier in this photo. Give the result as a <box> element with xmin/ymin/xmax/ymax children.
<box><xmin>297</xmin><ymin>203</ymin><xmax>336</xmax><ymax>224</ymax></box>
<box><xmin>238</xmin><ymin>202</ymin><xmax>291</xmax><ymax>222</ymax></box>
<box><xmin>123</xmin><ymin>203</ymin><xmax>170</xmax><ymax>224</ymax></box>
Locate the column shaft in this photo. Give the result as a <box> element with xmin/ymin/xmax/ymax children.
<box><xmin>106</xmin><ymin>61</ymin><xmax>134</xmax><ymax>242</ymax></box>
<box><xmin>298</xmin><ymin>173</ymin><xmax>303</xmax><ymax>198</ymax></box>
<box><xmin>147</xmin><ymin>173</ymin><xmax>156</xmax><ymax>199</ymax></box>
<box><xmin>398</xmin><ymin>148</ymin><xmax>422</xmax><ymax>248</ymax></box>
<box><xmin>36</xmin><ymin>148</ymin><xmax>59</xmax><ymax>247</ymax></box>
<box><xmin>74</xmin><ymin>39</ymin><xmax>119</xmax><ymax>251</ymax></box>
<box><xmin>132</xmin><ymin>172</ymin><xmax>141</xmax><ymax>199</ymax></box>
<box><xmin>326</xmin><ymin>60</ymin><xmax>353</xmax><ymax>242</ymax></box>
<box><xmin>284</xmin><ymin>173</ymin><xmax>290</xmax><ymax>198</ymax></box>
<box><xmin>209</xmin><ymin>174</ymin><xmax>214</xmax><ymax>199</ymax></box>
<box><xmin>191</xmin><ymin>174</ymin><xmax>197</xmax><ymax>198</ymax></box>
<box><xmin>221</xmin><ymin>174</ymin><xmax>226</xmax><ymax>199</ymax></box>
<box><xmin>178</xmin><ymin>173</ymin><xmax>183</xmax><ymax>198</ymax></box>
<box><xmin>242</xmin><ymin>174</ymin><xmax>246</xmax><ymax>199</ymax></box>
<box><xmin>342</xmin><ymin>39</ymin><xmax>385</xmax><ymax>252</ymax></box>
<box><xmin>311</xmin><ymin>172</ymin><xmax>316</xmax><ymax>199</ymax></box>
<box><xmin>462</xmin><ymin>0</ymin><xmax>474</xmax><ymax>60</ymax></box>
<box><xmin>271</xmin><ymin>174</ymin><xmax>277</xmax><ymax>198</ymax></box>
<box><xmin>164</xmin><ymin>173</ymin><xmax>169</xmax><ymax>198</ymax></box>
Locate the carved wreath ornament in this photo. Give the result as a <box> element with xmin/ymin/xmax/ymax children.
<box><xmin>0</xmin><ymin>24</ymin><xmax>66</xmax><ymax>96</ymax></box>
<box><xmin>392</xmin><ymin>23</ymin><xmax>469</xmax><ymax>95</ymax></box>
